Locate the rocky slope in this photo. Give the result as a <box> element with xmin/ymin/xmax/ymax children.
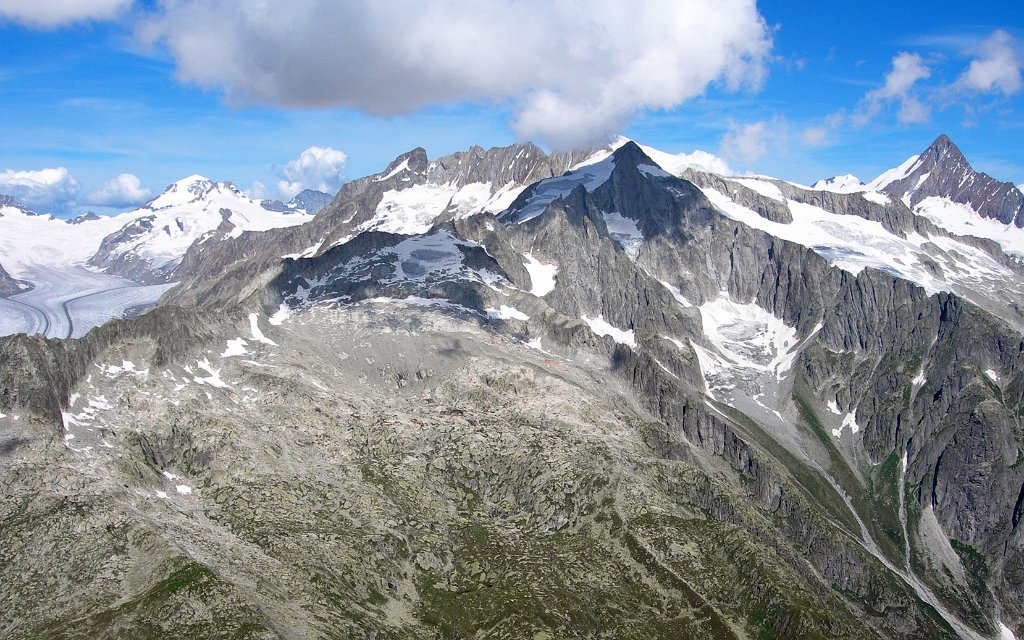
<box><xmin>1</xmin><ymin>138</ymin><xmax>1022</xmax><ymax>639</ymax></box>
<box><xmin>0</xmin><ymin>262</ymin><xmax>24</xmax><ymax>297</ymax></box>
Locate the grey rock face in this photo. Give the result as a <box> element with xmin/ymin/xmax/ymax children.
<box><xmin>682</xmin><ymin>170</ymin><xmax>794</xmax><ymax>224</ymax></box>
<box><xmin>883</xmin><ymin>134</ymin><xmax>1024</xmax><ymax>226</ymax></box>
<box><xmin>68</xmin><ymin>212</ymin><xmax>102</xmax><ymax>225</ymax></box>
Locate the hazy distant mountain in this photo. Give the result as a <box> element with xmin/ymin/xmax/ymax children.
<box><xmin>0</xmin><ymin>194</ymin><xmax>38</xmax><ymax>216</ymax></box>
<box><xmin>287</xmin><ymin>188</ymin><xmax>333</xmax><ymax>215</ymax></box>
<box><xmin>811</xmin><ymin>173</ymin><xmax>864</xmax><ymax>193</ymax></box>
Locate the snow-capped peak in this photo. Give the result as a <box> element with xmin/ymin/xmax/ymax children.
<box><xmin>145</xmin><ymin>175</ymin><xmax>219</xmax><ymax>210</ymax></box>
<box><xmin>812</xmin><ymin>174</ymin><xmax>864</xmax><ymax>193</ymax></box>
<box><xmin>91</xmin><ymin>174</ymin><xmax>315</xmax><ymax>278</ymax></box>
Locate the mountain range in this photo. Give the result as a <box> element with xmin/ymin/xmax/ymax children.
<box><xmin>0</xmin><ymin>179</ymin><xmax>331</xmax><ymax>285</ymax></box>
<box><xmin>0</xmin><ymin>134</ymin><xmax>1022</xmax><ymax>640</ymax></box>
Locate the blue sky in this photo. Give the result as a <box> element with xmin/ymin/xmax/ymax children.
<box><xmin>0</xmin><ymin>0</ymin><xmax>1021</xmax><ymax>216</ymax></box>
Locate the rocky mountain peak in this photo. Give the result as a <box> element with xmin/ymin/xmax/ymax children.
<box><xmin>68</xmin><ymin>212</ymin><xmax>102</xmax><ymax>225</ymax></box>
<box><xmin>879</xmin><ymin>134</ymin><xmax>1024</xmax><ymax>226</ymax></box>
<box><xmin>921</xmin><ymin>133</ymin><xmax>968</xmax><ymax>171</ymax></box>
<box><xmin>611</xmin><ymin>139</ymin><xmax>656</xmax><ymax>166</ymax></box>
<box><xmin>427</xmin><ymin>143</ymin><xmax>545</xmax><ymax>189</ymax></box>
<box><xmin>144</xmin><ymin>174</ymin><xmax>219</xmax><ymax>210</ymax></box>
<box><xmin>388</xmin><ymin>147</ymin><xmax>430</xmax><ymax>178</ymax></box>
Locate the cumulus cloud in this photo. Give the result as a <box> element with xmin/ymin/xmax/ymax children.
<box><xmin>855</xmin><ymin>52</ymin><xmax>932</xmax><ymax>126</ymax></box>
<box><xmin>955</xmin><ymin>30</ymin><xmax>1022</xmax><ymax>95</ymax></box>
<box><xmin>0</xmin><ymin>167</ymin><xmax>80</xmax><ymax>214</ymax></box>
<box><xmin>140</xmin><ymin>0</ymin><xmax>772</xmax><ymax>149</ymax></box>
<box><xmin>0</xmin><ymin>0</ymin><xmax>132</xmax><ymax>28</ymax></box>
<box><xmin>82</xmin><ymin>173</ymin><xmax>152</xmax><ymax>208</ymax></box>
<box><xmin>674</xmin><ymin>150</ymin><xmax>733</xmax><ymax>176</ymax></box>
<box><xmin>720</xmin><ymin>118</ymin><xmax>788</xmax><ymax>165</ymax></box>
<box><xmin>245</xmin><ymin>180</ymin><xmax>270</xmax><ymax>200</ymax></box>
<box><xmin>276</xmin><ymin>147</ymin><xmax>347</xmax><ymax>200</ymax></box>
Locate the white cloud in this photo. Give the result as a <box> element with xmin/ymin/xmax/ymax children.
<box><xmin>801</xmin><ymin>126</ymin><xmax>828</xmax><ymax>146</ymax></box>
<box><xmin>245</xmin><ymin>180</ymin><xmax>270</xmax><ymax>200</ymax></box>
<box><xmin>0</xmin><ymin>0</ymin><xmax>132</xmax><ymax>28</ymax></box>
<box><xmin>675</xmin><ymin>150</ymin><xmax>733</xmax><ymax>176</ymax></box>
<box><xmin>855</xmin><ymin>52</ymin><xmax>932</xmax><ymax>125</ymax></box>
<box><xmin>140</xmin><ymin>0</ymin><xmax>772</xmax><ymax>150</ymax></box>
<box><xmin>720</xmin><ymin>118</ymin><xmax>788</xmax><ymax>165</ymax></box>
<box><xmin>639</xmin><ymin>141</ymin><xmax>732</xmax><ymax>175</ymax></box>
<box><xmin>83</xmin><ymin>173</ymin><xmax>152</xmax><ymax>208</ymax></box>
<box><xmin>955</xmin><ymin>30</ymin><xmax>1022</xmax><ymax>96</ymax></box>
<box><xmin>0</xmin><ymin>167</ymin><xmax>80</xmax><ymax>213</ymax></box>
<box><xmin>276</xmin><ymin>146</ymin><xmax>347</xmax><ymax>200</ymax></box>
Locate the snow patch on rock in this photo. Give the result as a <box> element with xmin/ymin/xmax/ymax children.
<box><xmin>523</xmin><ymin>253</ymin><xmax>558</xmax><ymax>296</ymax></box>
<box><xmin>486</xmin><ymin>305</ymin><xmax>529</xmax><ymax>321</ymax></box>
<box><xmin>602</xmin><ymin>211</ymin><xmax>644</xmax><ymax>258</ymax></box>
<box><xmin>581</xmin><ymin>314</ymin><xmax>636</xmax><ymax>348</ymax></box>
<box><xmin>249</xmin><ymin>314</ymin><xmax>277</xmax><ymax>346</ymax></box>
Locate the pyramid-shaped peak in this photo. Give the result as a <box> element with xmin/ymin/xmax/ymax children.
<box><xmin>170</xmin><ymin>174</ymin><xmax>214</xmax><ymax>189</ymax></box>
<box><xmin>612</xmin><ymin>140</ymin><xmax>658</xmax><ymax>167</ymax></box>
<box><xmin>877</xmin><ymin>133</ymin><xmax>1024</xmax><ymax>226</ymax></box>
<box><xmin>923</xmin><ymin>134</ymin><xmax>964</xmax><ymax>160</ymax></box>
